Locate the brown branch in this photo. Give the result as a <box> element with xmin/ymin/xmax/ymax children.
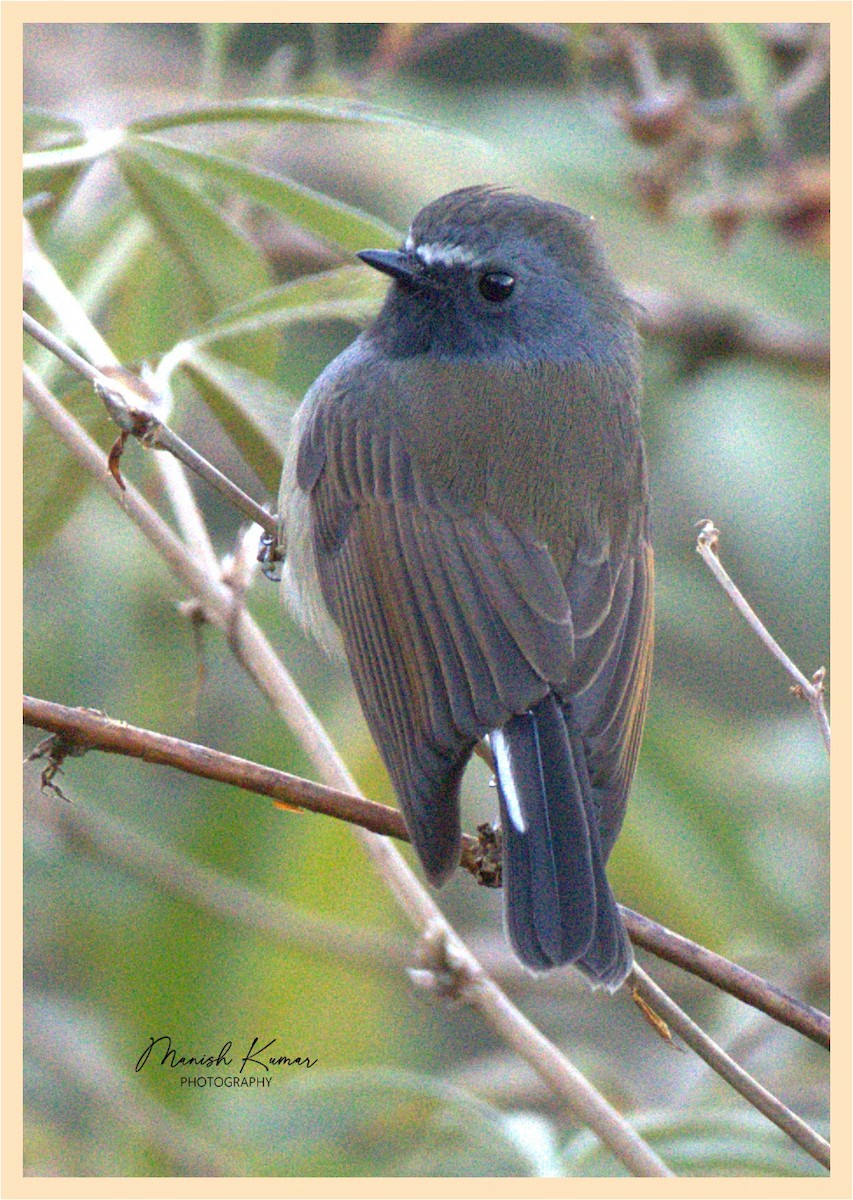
<box><xmin>620</xmin><ymin>907</ymin><xmax>828</xmax><ymax>1050</ymax></box>
<box><xmin>23</xmin><ymin>694</ymin><xmax>410</xmax><ymax>843</ymax></box>
<box><xmin>629</xmin><ymin>284</ymin><xmax>830</xmax><ymax>373</ymax></box>
<box><xmin>632</xmin><ymin>966</ymin><xmax>830</xmax><ymax>1171</ymax></box>
<box><xmin>22</xmin><ymin>369</ymin><xmax>672</xmax><ymax>1178</ymax></box>
<box><xmin>23</xmin><ymin>695</ymin><xmax>830</xmax><ymax>1051</ymax></box>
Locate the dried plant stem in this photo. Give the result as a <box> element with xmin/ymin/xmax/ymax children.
<box><xmin>621</xmin><ymin>906</ymin><xmax>828</xmax><ymax>1050</ymax></box>
<box><xmin>632</xmin><ymin>966</ymin><xmax>830</xmax><ymax>1171</ymax></box>
<box><xmin>696</xmin><ymin>521</ymin><xmax>830</xmax><ymax>753</ymax></box>
<box><xmin>22</xmin><ymin>310</ymin><xmax>277</xmax><ymax>539</ymax></box>
<box><xmin>22</xmin><ymin>365</ymin><xmax>672</xmax><ymax>1178</ymax></box>
<box><xmin>22</xmin><ymin>694</ymin><xmax>831</xmax><ymax>1053</ymax></box>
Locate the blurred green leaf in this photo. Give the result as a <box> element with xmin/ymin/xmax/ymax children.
<box><xmin>24</xmin><ymin>108</ymin><xmax>86</xmax><ymax>152</ymax></box>
<box><xmin>126</xmin><ymin>96</ymin><xmax>438</xmax><ymax>136</ymax></box>
<box><xmin>198</xmin><ymin>23</ymin><xmax>239</xmax><ymax>99</ymax></box>
<box><xmin>188</xmin><ymin>265</ymin><xmax>383</xmax><ymax>347</ymax></box>
<box><xmin>115</xmin><ymin>142</ymin><xmax>277</xmax><ymax>380</ymax></box>
<box><xmin>132</xmin><ymin>134</ymin><xmax>401</xmax><ymax>252</ymax></box>
<box><xmin>23</xmin><ymin>383</ymin><xmax>112</xmax><ymax>561</ymax></box>
<box><xmin>563</xmin><ymin>1107</ymin><xmax>824</xmax><ymax>1176</ymax></box>
<box><xmin>214</xmin><ymin>1067</ymin><xmax>542</xmax><ymax>1176</ymax></box>
<box><xmin>115</xmin><ymin>142</ymin><xmax>272</xmax><ymax>319</ymax></box>
<box><xmin>179</xmin><ymin>348</ymin><xmax>292</xmax><ymax>489</ymax></box>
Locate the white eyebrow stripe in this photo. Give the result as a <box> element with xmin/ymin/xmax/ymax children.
<box><xmin>414</xmin><ymin>241</ymin><xmax>478</xmax><ymax>267</ymax></box>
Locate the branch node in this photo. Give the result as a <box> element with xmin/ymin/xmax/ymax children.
<box><xmin>408</xmin><ymin>923</ymin><xmax>478</xmax><ymax>1004</ymax></box>
<box><xmin>25</xmin><ymin>731</ymin><xmax>90</xmax><ymax>802</ymax></box>
<box><xmin>695</xmin><ymin>518</ymin><xmax>720</xmax><ymax>555</ymax></box>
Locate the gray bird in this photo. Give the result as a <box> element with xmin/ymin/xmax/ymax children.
<box><xmin>278</xmin><ymin>186</ymin><xmax>653</xmax><ymax>989</ymax></box>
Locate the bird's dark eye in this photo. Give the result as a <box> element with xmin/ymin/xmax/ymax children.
<box><xmin>478</xmin><ymin>271</ymin><xmax>515</xmax><ymax>303</ymax></box>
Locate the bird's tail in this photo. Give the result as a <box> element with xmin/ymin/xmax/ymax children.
<box><xmin>491</xmin><ymin>694</ymin><xmax>632</xmax><ymax>990</ymax></box>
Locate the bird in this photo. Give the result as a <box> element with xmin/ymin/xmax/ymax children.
<box><xmin>277</xmin><ymin>185</ymin><xmax>653</xmax><ymax>990</ymax></box>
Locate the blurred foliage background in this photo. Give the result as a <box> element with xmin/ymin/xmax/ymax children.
<box><xmin>23</xmin><ymin>21</ymin><xmax>830</xmax><ymax>1178</ymax></box>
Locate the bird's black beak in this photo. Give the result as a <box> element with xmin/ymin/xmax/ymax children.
<box><xmin>357</xmin><ymin>249</ymin><xmax>418</xmax><ymax>284</ymax></box>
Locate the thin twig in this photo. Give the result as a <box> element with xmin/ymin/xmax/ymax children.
<box><xmin>22</xmin><ymin>693</ymin><xmax>831</xmax><ymax>1051</ymax></box>
<box><xmin>22</xmin><ymin>366</ymin><xmax>672</xmax><ymax>1178</ymax></box>
<box><xmin>23</xmin><ymin>310</ymin><xmax>277</xmax><ymax>537</ymax></box>
<box><xmin>620</xmin><ymin>907</ymin><xmax>829</xmax><ymax>1050</ymax></box>
<box><xmin>631</xmin><ymin>966</ymin><xmax>830</xmax><ymax>1171</ymax></box>
<box><xmin>696</xmin><ymin>521</ymin><xmax>830</xmax><ymax>754</ymax></box>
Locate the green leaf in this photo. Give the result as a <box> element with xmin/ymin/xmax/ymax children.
<box><xmin>210</xmin><ymin>1067</ymin><xmax>542</xmax><ymax>1176</ymax></box>
<box><xmin>24</xmin><ymin>381</ymin><xmax>113</xmax><ymax>560</ymax></box>
<box><xmin>188</xmin><ymin>265</ymin><xmax>384</xmax><ymax>348</ymax></box>
<box><xmin>563</xmin><ymin>1107</ymin><xmax>824</xmax><ymax>1176</ymax></box>
<box><xmin>710</xmin><ymin>24</ymin><xmax>783</xmax><ymax>148</ymax></box>
<box><xmin>131</xmin><ymin>134</ymin><xmax>401</xmax><ymax>252</ymax></box>
<box><xmin>159</xmin><ymin>267</ymin><xmax>383</xmax><ymax>490</ymax></box>
<box><xmin>114</xmin><ymin>142</ymin><xmax>276</xmax><ymax>379</ymax></box>
<box><xmin>125</xmin><ymin>96</ymin><xmax>436</xmax><ymax>137</ymax></box>
<box><xmin>115</xmin><ymin>142</ymin><xmax>272</xmax><ymax>319</ymax></box>
<box><xmin>179</xmin><ymin>348</ymin><xmax>293</xmax><ymax>491</ymax></box>
<box><xmin>24</xmin><ymin>108</ymin><xmax>86</xmax><ymax>153</ymax></box>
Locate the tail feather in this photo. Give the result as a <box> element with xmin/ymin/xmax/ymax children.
<box><xmin>493</xmin><ymin>695</ymin><xmax>633</xmax><ymax>990</ymax></box>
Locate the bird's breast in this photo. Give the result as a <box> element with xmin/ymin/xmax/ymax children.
<box><xmin>390</xmin><ymin>358</ymin><xmax>645</xmax><ymax>573</ymax></box>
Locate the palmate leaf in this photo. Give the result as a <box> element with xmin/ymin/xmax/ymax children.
<box><xmin>129</xmin><ymin>135</ymin><xmax>401</xmax><ymax>253</ymax></box>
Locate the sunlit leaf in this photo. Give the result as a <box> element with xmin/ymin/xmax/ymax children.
<box><xmin>126</xmin><ymin>96</ymin><xmax>440</xmax><ymax>136</ymax></box>
<box><xmin>24</xmin><ymin>108</ymin><xmax>86</xmax><ymax>152</ymax></box>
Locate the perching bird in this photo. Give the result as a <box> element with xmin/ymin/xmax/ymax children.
<box><xmin>278</xmin><ymin>186</ymin><xmax>653</xmax><ymax>989</ymax></box>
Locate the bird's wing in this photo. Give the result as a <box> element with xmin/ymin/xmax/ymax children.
<box><xmin>297</xmin><ymin>406</ymin><xmax>575</xmax><ymax>884</ymax></box>
<box><xmin>564</xmin><ymin>537</ymin><xmax>654</xmax><ymax>860</ymax></box>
